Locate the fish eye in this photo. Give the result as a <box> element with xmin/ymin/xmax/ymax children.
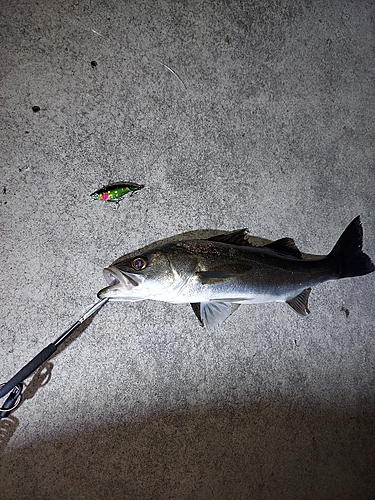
<box><xmin>131</xmin><ymin>256</ymin><xmax>147</xmax><ymax>270</ymax></box>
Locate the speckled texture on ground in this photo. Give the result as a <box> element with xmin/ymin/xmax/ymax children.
<box><xmin>0</xmin><ymin>1</ymin><xmax>374</xmax><ymax>499</ymax></box>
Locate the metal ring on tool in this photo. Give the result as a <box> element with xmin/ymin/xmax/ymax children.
<box><xmin>0</xmin><ymin>383</ymin><xmax>23</xmax><ymax>413</ymax></box>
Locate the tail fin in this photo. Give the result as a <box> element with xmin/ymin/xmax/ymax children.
<box><xmin>328</xmin><ymin>216</ymin><xmax>375</xmax><ymax>279</ymax></box>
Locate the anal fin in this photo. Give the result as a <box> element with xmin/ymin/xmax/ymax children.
<box><xmin>191</xmin><ymin>303</ymin><xmax>204</xmax><ymax>326</ymax></box>
<box><xmin>286</xmin><ymin>288</ymin><xmax>311</xmax><ymax>316</ymax></box>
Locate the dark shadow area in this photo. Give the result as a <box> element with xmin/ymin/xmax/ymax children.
<box><xmin>1</xmin><ymin>401</ymin><xmax>373</xmax><ymax>500</ymax></box>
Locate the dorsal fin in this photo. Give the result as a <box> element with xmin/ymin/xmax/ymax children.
<box><xmin>264</xmin><ymin>238</ymin><xmax>302</xmax><ymax>259</ymax></box>
<box><xmin>208</xmin><ymin>229</ymin><xmax>253</xmax><ymax>246</ymax></box>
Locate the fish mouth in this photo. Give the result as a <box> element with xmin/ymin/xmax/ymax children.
<box><xmin>97</xmin><ymin>266</ymin><xmax>144</xmax><ymax>300</ymax></box>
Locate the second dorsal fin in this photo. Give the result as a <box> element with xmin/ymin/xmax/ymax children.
<box><xmin>264</xmin><ymin>238</ymin><xmax>302</xmax><ymax>259</ymax></box>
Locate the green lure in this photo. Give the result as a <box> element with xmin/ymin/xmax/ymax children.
<box><xmin>90</xmin><ymin>183</ymin><xmax>144</xmax><ymax>205</ymax></box>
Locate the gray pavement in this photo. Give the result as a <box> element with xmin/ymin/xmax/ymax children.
<box><xmin>1</xmin><ymin>0</ymin><xmax>374</xmax><ymax>498</ymax></box>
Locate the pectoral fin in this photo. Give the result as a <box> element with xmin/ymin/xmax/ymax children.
<box><xmin>286</xmin><ymin>288</ymin><xmax>311</xmax><ymax>316</ymax></box>
<box><xmin>190</xmin><ymin>301</ymin><xmax>236</xmax><ymax>330</ymax></box>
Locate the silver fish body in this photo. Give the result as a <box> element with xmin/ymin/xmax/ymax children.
<box><xmin>98</xmin><ymin>217</ymin><xmax>374</xmax><ymax>329</ymax></box>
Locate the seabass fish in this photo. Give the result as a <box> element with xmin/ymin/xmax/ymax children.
<box><xmin>98</xmin><ymin>217</ymin><xmax>374</xmax><ymax>329</ymax></box>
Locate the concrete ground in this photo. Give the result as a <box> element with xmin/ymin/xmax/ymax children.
<box><xmin>1</xmin><ymin>0</ymin><xmax>374</xmax><ymax>498</ymax></box>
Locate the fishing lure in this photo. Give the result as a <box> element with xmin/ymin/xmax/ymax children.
<box><xmin>90</xmin><ymin>182</ymin><xmax>145</xmax><ymax>206</ymax></box>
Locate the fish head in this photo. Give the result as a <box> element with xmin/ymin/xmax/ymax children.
<box><xmin>97</xmin><ymin>243</ymin><xmax>198</xmax><ymax>302</ymax></box>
